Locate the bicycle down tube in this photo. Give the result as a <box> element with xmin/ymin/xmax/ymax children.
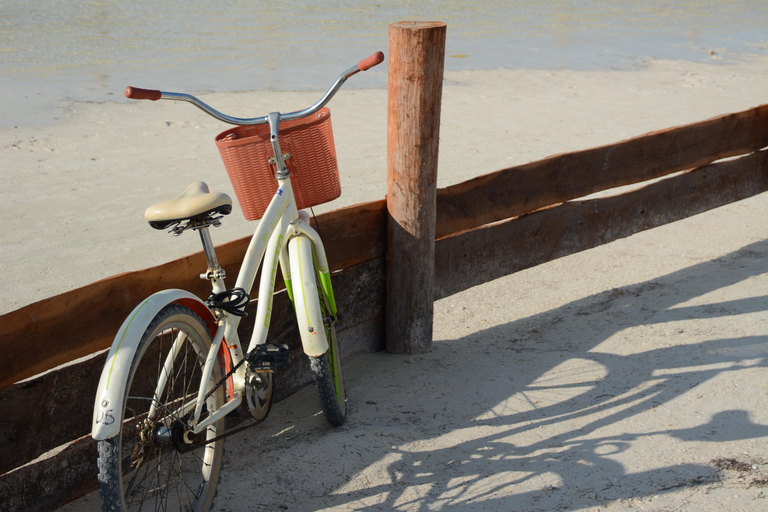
<box><xmin>183</xmin><ymin>145</ymin><xmax>314</xmax><ymax>433</ymax></box>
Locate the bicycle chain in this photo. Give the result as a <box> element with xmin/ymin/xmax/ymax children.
<box><xmin>179</xmin><ymin>346</ymin><xmax>274</xmax><ymax>452</ymax></box>
<box><xmin>179</xmin><ymin>416</ymin><xmax>262</xmax><ymax>453</ymax></box>
<box><xmin>202</xmin><ymin>349</ymin><xmax>249</xmax><ymax>403</ymax></box>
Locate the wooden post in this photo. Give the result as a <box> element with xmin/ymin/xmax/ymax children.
<box><xmin>386</xmin><ymin>21</ymin><xmax>447</xmax><ymax>354</ymax></box>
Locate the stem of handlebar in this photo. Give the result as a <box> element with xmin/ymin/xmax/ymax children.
<box><xmin>124</xmin><ymin>51</ymin><xmax>385</xmax><ymax>126</ymax></box>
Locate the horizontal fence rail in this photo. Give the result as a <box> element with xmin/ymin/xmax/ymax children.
<box><xmin>1</xmin><ymin>104</ymin><xmax>766</xmax><ymax>511</ymax></box>
<box><xmin>435</xmin><ymin>104</ymin><xmax>768</xmax><ymax>239</ymax></box>
<box><xmin>0</xmin><ymin>199</ymin><xmax>388</xmax><ymax>391</ymax></box>
<box><xmin>435</xmin><ymin>150</ymin><xmax>767</xmax><ymax>298</ymax></box>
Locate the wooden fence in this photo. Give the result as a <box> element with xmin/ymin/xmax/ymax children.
<box><xmin>1</xmin><ymin>103</ymin><xmax>766</xmax><ymax>511</ymax></box>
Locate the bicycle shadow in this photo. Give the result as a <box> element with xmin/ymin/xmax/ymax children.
<box><xmin>203</xmin><ymin>239</ymin><xmax>767</xmax><ymax>512</ymax></box>
<box><xmin>311</xmin><ymin>239</ymin><xmax>768</xmax><ymax>511</ymax></box>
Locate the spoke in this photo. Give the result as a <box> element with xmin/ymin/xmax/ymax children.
<box><xmin>127</xmin><ymin>456</ymin><xmax>156</xmax><ymax>509</ymax></box>
<box><xmin>114</xmin><ymin>313</ymin><xmax>221</xmax><ymax>511</ymax></box>
<box><xmin>154</xmin><ymin>450</ymin><xmax>164</xmax><ymax>511</ymax></box>
<box><xmin>179</xmin><ymin>454</ymin><xmax>205</xmax><ymax>505</ymax></box>
<box><xmin>187</xmin><ymin>442</ymin><xmax>213</xmax><ymax>469</ymax></box>
<box><xmin>163</xmin><ymin>448</ymin><xmax>196</xmax><ymax>509</ymax></box>
<box><xmin>125</xmin><ymin>446</ymin><xmax>174</xmax><ymax>509</ymax></box>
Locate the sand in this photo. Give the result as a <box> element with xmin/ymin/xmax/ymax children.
<box><xmin>4</xmin><ymin>53</ymin><xmax>767</xmax><ymax>510</ymax></box>
<box><xmin>3</xmin><ymin>54</ymin><xmax>767</xmax><ymax>315</ymax></box>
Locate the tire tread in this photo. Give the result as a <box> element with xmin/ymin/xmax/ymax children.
<box><xmin>310</xmin><ymin>354</ymin><xmax>346</xmax><ymax>427</ymax></box>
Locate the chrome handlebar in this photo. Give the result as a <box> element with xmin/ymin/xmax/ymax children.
<box><xmin>125</xmin><ymin>51</ymin><xmax>384</xmax><ymax>126</ymax></box>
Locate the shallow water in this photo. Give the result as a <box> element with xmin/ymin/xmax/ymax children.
<box><xmin>1</xmin><ymin>0</ymin><xmax>766</xmax><ymax>127</ymax></box>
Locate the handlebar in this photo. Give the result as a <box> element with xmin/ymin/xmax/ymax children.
<box><xmin>124</xmin><ymin>51</ymin><xmax>385</xmax><ymax>126</ymax></box>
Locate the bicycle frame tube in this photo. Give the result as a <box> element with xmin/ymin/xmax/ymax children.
<box><xmin>193</xmin><ymin>319</ymin><xmax>229</xmax><ymax>423</ymax></box>
<box><xmin>246</xmin><ymin>207</ymin><xmax>293</xmax><ymax>354</ymax></box>
<box><xmin>185</xmin><ymin>176</ymin><xmax>300</xmax><ymax>434</ymax></box>
<box><xmin>216</xmin><ymin>177</ymin><xmax>296</xmax><ymax>365</ymax></box>
<box><xmin>235</xmin><ymin>178</ymin><xmax>299</xmax><ymax>356</ymax></box>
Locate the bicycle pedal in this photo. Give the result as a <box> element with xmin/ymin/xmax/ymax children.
<box><xmin>247</xmin><ymin>343</ymin><xmax>291</xmax><ymax>370</ymax></box>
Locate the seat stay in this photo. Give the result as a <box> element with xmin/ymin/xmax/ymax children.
<box><xmin>192</xmin><ymin>319</ymin><xmax>228</xmax><ymax>426</ymax></box>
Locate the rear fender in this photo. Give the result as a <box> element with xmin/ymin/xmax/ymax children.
<box><xmin>91</xmin><ymin>289</ymin><xmax>219</xmax><ymax>440</ymax></box>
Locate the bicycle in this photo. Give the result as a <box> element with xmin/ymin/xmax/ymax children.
<box><xmin>90</xmin><ymin>51</ymin><xmax>385</xmax><ymax>512</ymax></box>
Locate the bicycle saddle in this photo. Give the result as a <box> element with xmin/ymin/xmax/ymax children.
<box><xmin>145</xmin><ymin>181</ymin><xmax>232</xmax><ymax>230</ymax></box>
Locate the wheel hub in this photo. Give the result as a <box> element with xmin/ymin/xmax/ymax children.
<box><xmin>155</xmin><ymin>420</ymin><xmax>190</xmax><ymax>451</ymax></box>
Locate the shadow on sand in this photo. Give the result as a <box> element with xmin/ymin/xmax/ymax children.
<box><xmin>300</xmin><ymin>240</ymin><xmax>768</xmax><ymax>511</ymax></box>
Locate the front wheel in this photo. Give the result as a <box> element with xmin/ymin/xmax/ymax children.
<box><xmin>311</xmin><ymin>254</ymin><xmax>347</xmax><ymax>426</ymax></box>
<box><xmin>97</xmin><ymin>304</ymin><xmax>225</xmax><ymax>512</ymax></box>
<box><xmin>289</xmin><ymin>235</ymin><xmax>346</xmax><ymax>426</ymax></box>
<box><xmin>310</xmin><ymin>352</ymin><xmax>345</xmax><ymax>427</ymax></box>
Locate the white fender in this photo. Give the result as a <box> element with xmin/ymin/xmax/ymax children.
<box><xmin>91</xmin><ymin>289</ymin><xmax>216</xmax><ymax>440</ymax></box>
<box><xmin>288</xmin><ymin>236</ymin><xmax>329</xmax><ymax>357</ymax></box>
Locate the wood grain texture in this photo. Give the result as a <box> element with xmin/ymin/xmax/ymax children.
<box><xmin>435</xmin><ymin>150</ymin><xmax>768</xmax><ymax>299</ymax></box>
<box><xmin>386</xmin><ymin>21</ymin><xmax>447</xmax><ymax>354</ymax></box>
<box><xmin>435</xmin><ymin>104</ymin><xmax>768</xmax><ymax>239</ymax></box>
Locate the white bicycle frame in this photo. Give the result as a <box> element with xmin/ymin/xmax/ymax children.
<box><xmin>92</xmin><ymin>145</ymin><xmax>336</xmax><ymax>440</ymax></box>
<box><xmin>92</xmin><ymin>51</ymin><xmax>383</xmax><ymax>441</ymax></box>
<box><xmin>187</xmin><ymin>175</ymin><xmax>335</xmax><ymax>434</ymax></box>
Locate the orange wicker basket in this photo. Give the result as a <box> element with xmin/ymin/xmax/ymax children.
<box><xmin>214</xmin><ymin>107</ymin><xmax>341</xmax><ymax>220</ymax></box>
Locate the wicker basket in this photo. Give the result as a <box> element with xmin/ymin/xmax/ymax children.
<box><xmin>215</xmin><ymin>107</ymin><xmax>341</xmax><ymax>220</ymax></box>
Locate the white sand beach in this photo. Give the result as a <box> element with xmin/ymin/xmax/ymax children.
<box><xmin>2</xmin><ymin>50</ymin><xmax>755</xmax><ymax>510</ymax></box>
<box><xmin>2</xmin><ymin>54</ymin><xmax>767</xmax><ymax>314</ymax></box>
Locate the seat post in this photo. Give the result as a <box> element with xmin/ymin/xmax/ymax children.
<box><xmin>198</xmin><ymin>226</ymin><xmax>225</xmax><ymax>281</ymax></box>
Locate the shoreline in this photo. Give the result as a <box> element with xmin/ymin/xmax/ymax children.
<box><xmin>2</xmin><ymin>45</ymin><xmax>766</xmax><ymax>131</ymax></box>
<box><xmin>2</xmin><ymin>54</ymin><xmax>768</xmax><ymax>315</ymax></box>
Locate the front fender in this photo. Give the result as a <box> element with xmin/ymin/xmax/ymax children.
<box><xmin>91</xmin><ymin>289</ymin><xmax>215</xmax><ymax>440</ymax></box>
<box><xmin>288</xmin><ymin>235</ymin><xmax>330</xmax><ymax>357</ymax></box>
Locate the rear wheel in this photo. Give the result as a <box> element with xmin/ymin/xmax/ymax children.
<box><xmin>97</xmin><ymin>304</ymin><xmax>225</xmax><ymax>511</ymax></box>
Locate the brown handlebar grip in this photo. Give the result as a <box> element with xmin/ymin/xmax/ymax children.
<box><xmin>124</xmin><ymin>86</ymin><xmax>162</xmax><ymax>101</ymax></box>
<box><xmin>358</xmin><ymin>51</ymin><xmax>385</xmax><ymax>71</ymax></box>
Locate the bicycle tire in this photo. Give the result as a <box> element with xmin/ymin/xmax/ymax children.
<box><xmin>311</xmin><ymin>251</ymin><xmax>346</xmax><ymax>426</ymax></box>
<box><xmin>290</xmin><ymin>234</ymin><xmax>346</xmax><ymax>426</ymax></box>
<box><xmin>97</xmin><ymin>304</ymin><xmax>225</xmax><ymax>512</ymax></box>
<box><xmin>309</xmin><ymin>352</ymin><xmax>346</xmax><ymax>427</ymax></box>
